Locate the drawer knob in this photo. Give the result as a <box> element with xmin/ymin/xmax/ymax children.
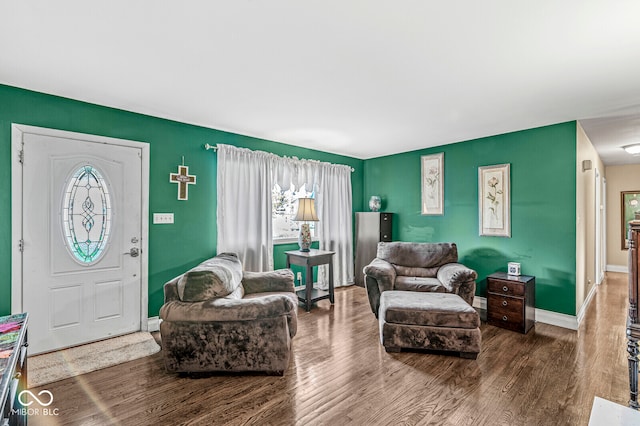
<box><xmin>14</xmin><ymin>372</ymin><xmax>21</xmax><ymax>379</ymax></box>
<box><xmin>502</xmin><ymin>300</ymin><xmax>508</xmax><ymax>306</ymax></box>
<box><xmin>502</xmin><ymin>315</ymin><xmax>508</xmax><ymax>321</ymax></box>
<box><xmin>502</xmin><ymin>286</ymin><xmax>508</xmax><ymax>292</ymax></box>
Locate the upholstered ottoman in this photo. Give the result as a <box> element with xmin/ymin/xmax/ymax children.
<box><xmin>379</xmin><ymin>291</ymin><xmax>481</xmax><ymax>359</ymax></box>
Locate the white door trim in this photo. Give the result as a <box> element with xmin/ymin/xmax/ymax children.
<box><xmin>11</xmin><ymin>124</ymin><xmax>151</xmax><ymax>331</ymax></box>
<box><xmin>595</xmin><ymin>168</ymin><xmax>603</xmax><ymax>285</ymax></box>
<box><xmin>602</xmin><ymin>177</ymin><xmax>607</xmax><ymax>281</ymax></box>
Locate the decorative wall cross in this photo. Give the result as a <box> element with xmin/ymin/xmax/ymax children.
<box><xmin>170</xmin><ymin>165</ymin><xmax>196</xmax><ymax>200</ymax></box>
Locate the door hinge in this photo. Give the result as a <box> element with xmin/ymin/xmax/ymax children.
<box><xmin>18</xmin><ymin>239</ymin><xmax>24</xmax><ymax>252</ymax></box>
<box><xmin>18</xmin><ymin>150</ymin><xmax>24</xmax><ymax>164</ymax></box>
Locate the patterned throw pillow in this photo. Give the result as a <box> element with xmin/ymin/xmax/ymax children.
<box><xmin>177</xmin><ymin>252</ymin><xmax>243</xmax><ymax>302</ymax></box>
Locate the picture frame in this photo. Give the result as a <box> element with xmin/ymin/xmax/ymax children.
<box><xmin>621</xmin><ymin>190</ymin><xmax>640</xmax><ymax>250</ymax></box>
<box><xmin>421</xmin><ymin>153</ymin><xmax>444</xmax><ymax>215</ymax></box>
<box><xmin>479</xmin><ymin>163</ymin><xmax>511</xmax><ymax>237</ymax></box>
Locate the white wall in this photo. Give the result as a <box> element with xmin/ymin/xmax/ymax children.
<box><xmin>605</xmin><ymin>164</ymin><xmax>640</xmax><ymax>270</ymax></box>
<box><xmin>576</xmin><ymin>123</ymin><xmax>605</xmax><ymax>313</ymax></box>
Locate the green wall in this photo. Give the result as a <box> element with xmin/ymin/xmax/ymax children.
<box><xmin>0</xmin><ymin>84</ymin><xmax>364</xmax><ymax>317</ymax></box>
<box><xmin>273</xmin><ymin>241</ymin><xmax>320</xmax><ymax>287</ymax></box>
<box><xmin>0</xmin><ymin>83</ymin><xmax>579</xmax><ymax>318</ymax></box>
<box><xmin>364</xmin><ymin>122</ymin><xmax>577</xmax><ymax>315</ymax></box>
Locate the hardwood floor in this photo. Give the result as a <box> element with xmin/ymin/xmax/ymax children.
<box><xmin>29</xmin><ymin>273</ymin><xmax>630</xmax><ymax>425</ymax></box>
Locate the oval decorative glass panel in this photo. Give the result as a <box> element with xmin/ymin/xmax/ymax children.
<box><xmin>62</xmin><ymin>165</ymin><xmax>112</xmax><ymax>264</ymax></box>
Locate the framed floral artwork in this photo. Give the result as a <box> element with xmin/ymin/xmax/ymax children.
<box><xmin>479</xmin><ymin>163</ymin><xmax>511</xmax><ymax>237</ymax></box>
<box><xmin>421</xmin><ymin>153</ymin><xmax>444</xmax><ymax>215</ymax></box>
<box><xmin>621</xmin><ymin>190</ymin><xmax>640</xmax><ymax>250</ymax></box>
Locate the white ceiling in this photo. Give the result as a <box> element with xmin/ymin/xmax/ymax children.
<box><xmin>2</xmin><ymin>1</ymin><xmax>640</xmax><ymax>162</ymax></box>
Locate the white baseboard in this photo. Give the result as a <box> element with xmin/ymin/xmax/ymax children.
<box><xmin>606</xmin><ymin>264</ymin><xmax>627</xmax><ymax>273</ymax></box>
<box><xmin>147</xmin><ymin>316</ymin><xmax>160</xmax><ymax>332</ymax></box>
<box><xmin>473</xmin><ymin>296</ymin><xmax>578</xmax><ymax>331</ymax></box>
<box><xmin>537</xmin><ymin>309</ymin><xmax>579</xmax><ymax>330</ymax></box>
<box><xmin>576</xmin><ymin>282</ymin><xmax>598</xmax><ymax>326</ymax></box>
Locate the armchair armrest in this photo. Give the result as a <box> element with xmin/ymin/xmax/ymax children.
<box><xmin>242</xmin><ymin>269</ymin><xmax>295</xmax><ymax>294</ymax></box>
<box><xmin>437</xmin><ymin>263</ymin><xmax>478</xmax><ymax>305</ymax></box>
<box><xmin>363</xmin><ymin>258</ymin><xmax>397</xmax><ymax>317</ymax></box>
<box><xmin>363</xmin><ymin>258</ymin><xmax>397</xmax><ymax>285</ymax></box>
<box><xmin>163</xmin><ymin>276</ymin><xmax>182</xmax><ymax>302</ymax></box>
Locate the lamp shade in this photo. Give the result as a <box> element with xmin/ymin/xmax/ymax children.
<box><xmin>294</xmin><ymin>198</ymin><xmax>319</xmax><ymax>222</ymax></box>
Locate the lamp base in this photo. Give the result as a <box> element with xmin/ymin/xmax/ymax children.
<box><xmin>298</xmin><ymin>223</ymin><xmax>312</xmax><ymax>252</ymax></box>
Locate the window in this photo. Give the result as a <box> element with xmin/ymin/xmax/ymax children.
<box><xmin>62</xmin><ymin>164</ymin><xmax>112</xmax><ymax>264</ymax></box>
<box><xmin>272</xmin><ymin>183</ymin><xmax>315</xmax><ymax>240</ymax></box>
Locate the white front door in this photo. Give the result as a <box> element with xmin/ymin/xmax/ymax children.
<box><xmin>13</xmin><ymin>125</ymin><xmax>147</xmax><ymax>354</ymax></box>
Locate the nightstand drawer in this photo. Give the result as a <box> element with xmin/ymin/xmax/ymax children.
<box><xmin>487</xmin><ymin>296</ymin><xmax>525</xmax><ymax>332</ymax></box>
<box><xmin>488</xmin><ymin>296</ymin><xmax>524</xmax><ymax>319</ymax></box>
<box><xmin>487</xmin><ymin>279</ymin><xmax>525</xmax><ymax>297</ymax></box>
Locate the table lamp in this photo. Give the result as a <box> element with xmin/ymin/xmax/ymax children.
<box><xmin>294</xmin><ymin>198</ymin><xmax>319</xmax><ymax>252</ymax></box>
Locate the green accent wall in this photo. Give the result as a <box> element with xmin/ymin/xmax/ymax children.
<box><xmin>0</xmin><ymin>84</ymin><xmax>364</xmax><ymax>317</ymax></box>
<box><xmin>364</xmin><ymin>123</ymin><xmax>577</xmax><ymax>315</ymax></box>
<box><xmin>0</xmin><ymin>83</ymin><xmax>579</xmax><ymax>319</ymax></box>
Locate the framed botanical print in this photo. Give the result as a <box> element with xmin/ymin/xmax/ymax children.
<box><xmin>479</xmin><ymin>163</ymin><xmax>511</xmax><ymax>237</ymax></box>
<box><xmin>421</xmin><ymin>153</ymin><xmax>444</xmax><ymax>215</ymax></box>
<box><xmin>621</xmin><ymin>190</ymin><xmax>640</xmax><ymax>250</ymax></box>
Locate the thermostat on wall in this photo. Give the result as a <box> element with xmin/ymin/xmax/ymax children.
<box><xmin>508</xmin><ymin>262</ymin><xmax>521</xmax><ymax>276</ymax></box>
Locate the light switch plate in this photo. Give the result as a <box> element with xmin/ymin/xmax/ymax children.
<box><xmin>153</xmin><ymin>213</ymin><xmax>174</xmax><ymax>224</ymax></box>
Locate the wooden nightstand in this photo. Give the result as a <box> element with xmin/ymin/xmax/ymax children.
<box><xmin>486</xmin><ymin>272</ymin><xmax>535</xmax><ymax>334</ymax></box>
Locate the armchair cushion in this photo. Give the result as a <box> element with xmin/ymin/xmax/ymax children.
<box><xmin>160</xmin><ymin>293</ymin><xmax>296</xmax><ymax>323</ymax></box>
<box><xmin>176</xmin><ymin>252</ymin><xmax>243</xmax><ymax>302</ymax></box>
<box><xmin>395</xmin><ymin>277</ymin><xmax>444</xmax><ymax>293</ymax></box>
<box><xmin>394</xmin><ymin>265</ymin><xmax>440</xmax><ymax>278</ymax></box>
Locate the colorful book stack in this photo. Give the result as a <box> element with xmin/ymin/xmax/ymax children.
<box><xmin>0</xmin><ymin>313</ymin><xmax>28</xmax><ymax>376</ymax></box>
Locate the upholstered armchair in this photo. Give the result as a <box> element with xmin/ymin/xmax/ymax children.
<box><xmin>159</xmin><ymin>253</ymin><xmax>297</xmax><ymax>375</ymax></box>
<box><xmin>363</xmin><ymin>242</ymin><xmax>477</xmax><ymax>317</ymax></box>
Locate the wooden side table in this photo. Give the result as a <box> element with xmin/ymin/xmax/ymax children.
<box><xmin>285</xmin><ymin>249</ymin><xmax>335</xmax><ymax>312</ymax></box>
<box><xmin>486</xmin><ymin>272</ymin><xmax>535</xmax><ymax>334</ymax></box>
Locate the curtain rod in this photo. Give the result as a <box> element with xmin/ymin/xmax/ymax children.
<box><xmin>203</xmin><ymin>143</ymin><xmax>355</xmax><ymax>172</ymax></box>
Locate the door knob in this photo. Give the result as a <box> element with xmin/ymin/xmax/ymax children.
<box><xmin>124</xmin><ymin>247</ymin><xmax>139</xmax><ymax>257</ymax></box>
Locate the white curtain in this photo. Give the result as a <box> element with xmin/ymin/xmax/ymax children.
<box><xmin>316</xmin><ymin>163</ymin><xmax>354</xmax><ymax>289</ymax></box>
<box><xmin>216</xmin><ymin>143</ymin><xmax>354</xmax><ymax>288</ymax></box>
<box><xmin>272</xmin><ymin>155</ymin><xmax>320</xmax><ymax>192</ymax></box>
<box><xmin>216</xmin><ymin>144</ymin><xmax>274</xmax><ymax>271</ymax></box>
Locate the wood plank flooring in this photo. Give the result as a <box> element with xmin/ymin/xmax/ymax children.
<box><xmin>29</xmin><ymin>272</ymin><xmax>631</xmax><ymax>425</ymax></box>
